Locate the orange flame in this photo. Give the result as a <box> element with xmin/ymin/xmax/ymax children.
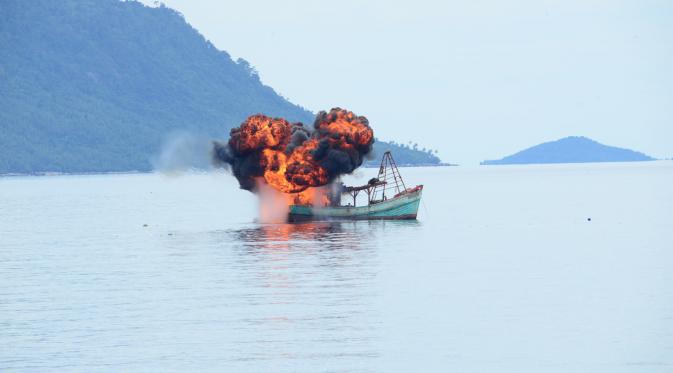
<box><xmin>226</xmin><ymin>108</ymin><xmax>373</xmax><ymax>202</ymax></box>
<box><xmin>256</xmin><ymin>178</ymin><xmax>330</xmax><ymax>223</ymax></box>
<box><xmin>292</xmin><ymin>186</ymin><xmax>330</xmax><ymax>207</ymax></box>
<box><xmin>230</xmin><ymin>115</ymin><xmax>292</xmax><ymax>153</ymax></box>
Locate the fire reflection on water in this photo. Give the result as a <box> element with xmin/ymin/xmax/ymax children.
<box><xmin>218</xmin><ymin>221</ymin><xmax>382</xmax><ymax>362</ymax></box>
<box><xmin>232</xmin><ymin>221</ymin><xmax>368</xmax><ymax>252</ymax></box>
<box><xmin>207</xmin><ymin>220</ymin><xmax>421</xmax><ymax>364</ymax></box>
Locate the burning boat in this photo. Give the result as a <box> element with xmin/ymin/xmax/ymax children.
<box><xmin>212</xmin><ymin>108</ymin><xmax>422</xmax><ymax>222</ymax></box>
<box><xmin>288</xmin><ymin>151</ymin><xmax>423</xmax><ymax>222</ymax></box>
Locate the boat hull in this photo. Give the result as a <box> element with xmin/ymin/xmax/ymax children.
<box><xmin>288</xmin><ymin>188</ymin><xmax>422</xmax><ymax>222</ymax></box>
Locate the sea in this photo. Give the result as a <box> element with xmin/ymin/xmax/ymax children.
<box><xmin>1</xmin><ymin>162</ymin><xmax>672</xmax><ymax>372</ymax></box>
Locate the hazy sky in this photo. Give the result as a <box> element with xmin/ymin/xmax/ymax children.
<box><xmin>142</xmin><ymin>0</ymin><xmax>672</xmax><ymax>164</ymax></box>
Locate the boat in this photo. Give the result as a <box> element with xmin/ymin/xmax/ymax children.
<box><xmin>288</xmin><ymin>151</ymin><xmax>423</xmax><ymax>222</ymax></box>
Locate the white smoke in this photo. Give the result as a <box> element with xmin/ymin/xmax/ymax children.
<box><xmin>255</xmin><ymin>180</ymin><xmax>291</xmax><ymax>223</ymax></box>
<box><xmin>151</xmin><ymin>131</ymin><xmax>213</xmax><ymax>174</ymax></box>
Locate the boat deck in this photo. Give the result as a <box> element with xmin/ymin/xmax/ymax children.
<box><xmin>288</xmin><ymin>186</ymin><xmax>422</xmax><ymax>222</ymax></box>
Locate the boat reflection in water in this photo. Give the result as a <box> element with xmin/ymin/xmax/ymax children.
<box><xmin>230</xmin><ymin>221</ymin><xmax>371</xmax><ymax>252</ymax></box>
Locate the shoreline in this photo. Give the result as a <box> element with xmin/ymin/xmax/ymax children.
<box><xmin>362</xmin><ymin>162</ymin><xmax>457</xmax><ymax>168</ymax></box>
<box><xmin>0</xmin><ymin>163</ymin><xmax>459</xmax><ymax>178</ymax></box>
<box><xmin>5</xmin><ymin>160</ymin><xmax>670</xmax><ymax>178</ymax></box>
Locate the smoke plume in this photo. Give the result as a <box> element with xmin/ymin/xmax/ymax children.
<box><xmin>152</xmin><ymin>131</ymin><xmax>213</xmax><ymax>174</ymax></box>
<box><xmin>212</xmin><ymin>108</ymin><xmax>374</xmax><ymax>195</ymax></box>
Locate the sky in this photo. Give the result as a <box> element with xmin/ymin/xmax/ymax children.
<box><xmin>141</xmin><ymin>0</ymin><xmax>672</xmax><ymax>164</ymax></box>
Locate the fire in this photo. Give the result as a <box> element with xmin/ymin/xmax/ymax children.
<box><xmin>261</xmin><ymin>144</ymin><xmax>328</xmax><ymax>193</ymax></box>
<box><xmin>293</xmin><ymin>186</ymin><xmax>330</xmax><ymax>207</ymax></box>
<box><xmin>216</xmin><ymin>108</ymin><xmax>374</xmax><ymax>205</ymax></box>
<box><xmin>229</xmin><ymin>114</ymin><xmax>293</xmax><ymax>153</ymax></box>
<box><xmin>314</xmin><ymin>109</ymin><xmax>373</xmax><ymax>151</ymax></box>
<box><xmin>255</xmin><ymin>178</ymin><xmax>329</xmax><ymax>223</ymax></box>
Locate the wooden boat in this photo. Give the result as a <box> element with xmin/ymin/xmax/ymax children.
<box><xmin>288</xmin><ymin>151</ymin><xmax>423</xmax><ymax>222</ymax></box>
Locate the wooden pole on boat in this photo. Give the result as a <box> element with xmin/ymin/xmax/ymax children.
<box><xmin>375</xmin><ymin>151</ymin><xmax>408</xmax><ymax>199</ymax></box>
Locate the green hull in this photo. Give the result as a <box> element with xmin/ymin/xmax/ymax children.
<box><xmin>288</xmin><ymin>188</ymin><xmax>422</xmax><ymax>222</ymax></box>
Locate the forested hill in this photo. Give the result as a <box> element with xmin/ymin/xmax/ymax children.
<box><xmin>0</xmin><ymin>0</ymin><xmax>439</xmax><ymax>174</ymax></box>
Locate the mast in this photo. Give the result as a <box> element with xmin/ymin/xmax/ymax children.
<box><xmin>371</xmin><ymin>151</ymin><xmax>407</xmax><ymax>202</ymax></box>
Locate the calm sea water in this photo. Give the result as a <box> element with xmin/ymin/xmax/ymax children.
<box><xmin>1</xmin><ymin>162</ymin><xmax>672</xmax><ymax>372</ymax></box>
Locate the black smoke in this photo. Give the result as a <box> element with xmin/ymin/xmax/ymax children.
<box><xmin>212</xmin><ymin>108</ymin><xmax>374</xmax><ymax>193</ymax></box>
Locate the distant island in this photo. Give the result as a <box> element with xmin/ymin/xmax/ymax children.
<box><xmin>481</xmin><ymin>136</ymin><xmax>654</xmax><ymax>165</ymax></box>
<box><xmin>0</xmin><ymin>0</ymin><xmax>439</xmax><ymax>175</ymax></box>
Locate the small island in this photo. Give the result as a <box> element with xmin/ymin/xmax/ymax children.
<box><xmin>481</xmin><ymin>136</ymin><xmax>654</xmax><ymax>165</ymax></box>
